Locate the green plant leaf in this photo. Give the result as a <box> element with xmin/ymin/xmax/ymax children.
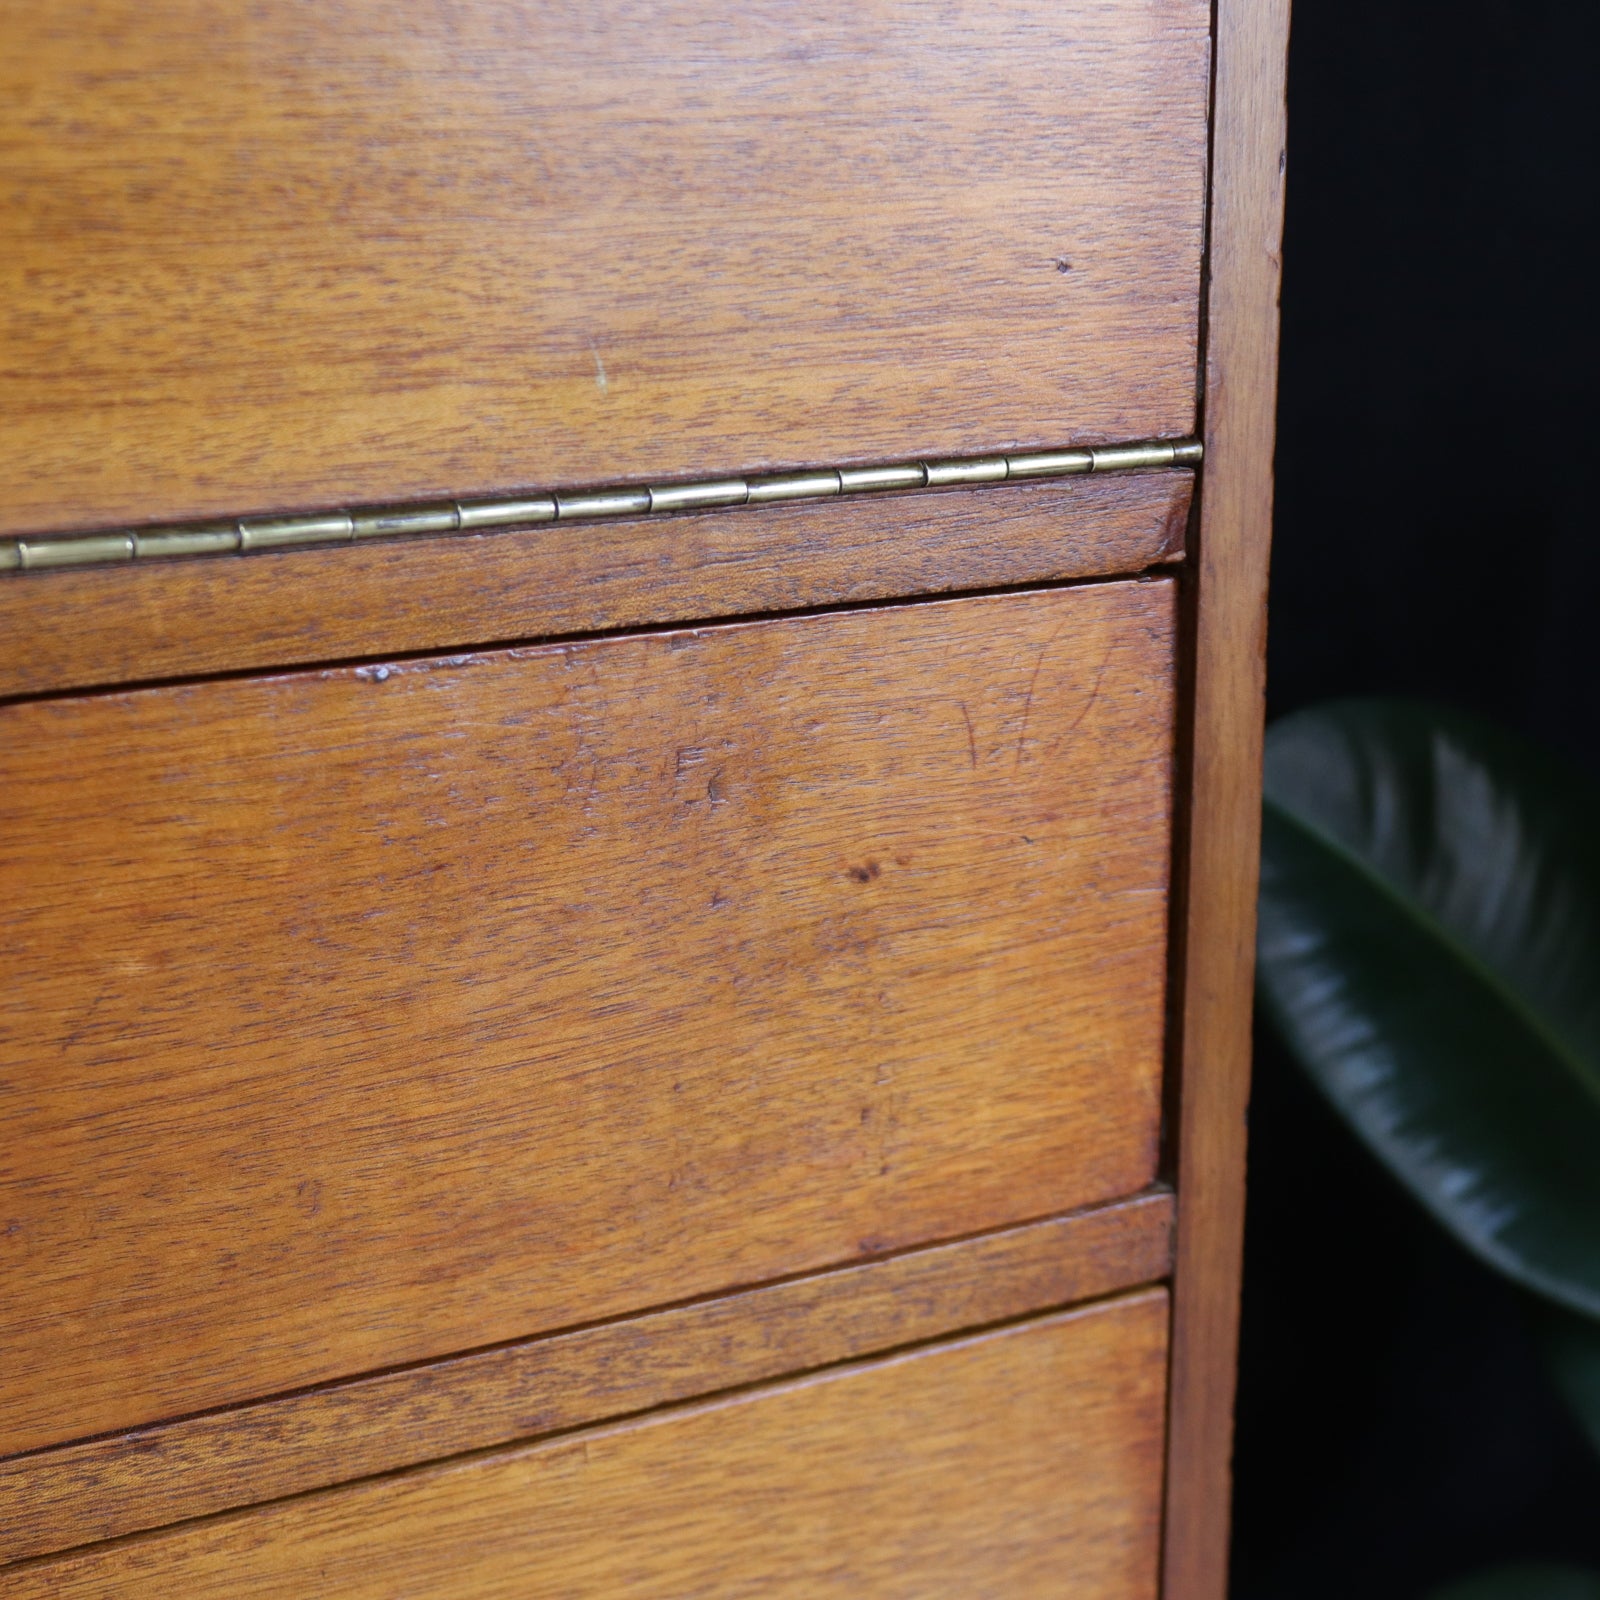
<box><xmin>1257</xmin><ymin>699</ymin><xmax>1600</xmax><ymax>1317</ymax></box>
<box><xmin>1531</xmin><ymin>1298</ymin><xmax>1600</xmax><ymax>1458</ymax></box>
<box><xmin>1425</xmin><ymin>1567</ymin><xmax>1600</xmax><ymax>1600</ymax></box>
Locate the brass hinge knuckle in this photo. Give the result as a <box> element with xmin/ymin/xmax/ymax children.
<box><xmin>0</xmin><ymin>436</ymin><xmax>1201</xmax><ymax>576</ymax></box>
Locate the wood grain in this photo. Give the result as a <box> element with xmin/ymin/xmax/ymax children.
<box><xmin>0</xmin><ymin>471</ymin><xmax>1190</xmax><ymax>701</ymax></box>
<box><xmin>1</xmin><ymin>1294</ymin><xmax>1169</xmax><ymax>1599</ymax></box>
<box><xmin>0</xmin><ymin>1191</ymin><xmax>1172</xmax><ymax>1566</ymax></box>
<box><xmin>0</xmin><ymin>0</ymin><xmax>1208</xmax><ymax>539</ymax></box>
<box><xmin>1161</xmin><ymin>1</ymin><xmax>1290</xmax><ymax>1597</ymax></box>
<box><xmin>0</xmin><ymin>581</ymin><xmax>1175</xmax><ymax>1460</ymax></box>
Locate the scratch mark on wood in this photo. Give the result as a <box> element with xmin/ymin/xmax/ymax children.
<box><xmin>1061</xmin><ymin>645</ymin><xmax>1116</xmax><ymax>745</ymax></box>
<box><xmin>1013</xmin><ymin>623</ymin><xmax>1069</xmax><ymax>772</ymax></box>
<box><xmin>958</xmin><ymin>702</ymin><xmax>978</xmax><ymax>770</ymax></box>
<box><xmin>586</xmin><ymin>337</ymin><xmax>609</xmax><ymax>395</ymax></box>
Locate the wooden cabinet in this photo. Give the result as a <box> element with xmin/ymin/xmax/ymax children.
<box><xmin>0</xmin><ymin>2</ymin><xmax>1287</xmax><ymax>1596</ymax></box>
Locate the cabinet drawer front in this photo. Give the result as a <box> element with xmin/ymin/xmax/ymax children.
<box><xmin>0</xmin><ymin>581</ymin><xmax>1174</xmax><ymax>1456</ymax></box>
<box><xmin>4</xmin><ymin>0</ymin><xmax>1209</xmax><ymax>538</ymax></box>
<box><xmin>11</xmin><ymin>1293</ymin><xmax>1169</xmax><ymax>1599</ymax></box>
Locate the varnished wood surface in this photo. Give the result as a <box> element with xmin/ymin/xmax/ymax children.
<box><xmin>1</xmin><ymin>1</ymin><xmax>1208</xmax><ymax>539</ymax></box>
<box><xmin>0</xmin><ymin>1192</ymin><xmax>1172</xmax><ymax>1566</ymax></box>
<box><xmin>1161</xmin><ymin>2</ymin><xmax>1290</xmax><ymax>1597</ymax></box>
<box><xmin>1</xmin><ymin>582</ymin><xmax>1174</xmax><ymax>1459</ymax></box>
<box><xmin>0</xmin><ymin>472</ymin><xmax>1189</xmax><ymax>701</ymax></box>
<box><xmin>2</xmin><ymin>1294</ymin><xmax>1169</xmax><ymax>1599</ymax></box>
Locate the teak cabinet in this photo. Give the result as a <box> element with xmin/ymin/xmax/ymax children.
<box><xmin>0</xmin><ymin>3</ymin><xmax>1287</xmax><ymax>1596</ymax></box>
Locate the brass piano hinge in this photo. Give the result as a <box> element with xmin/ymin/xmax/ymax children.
<box><xmin>0</xmin><ymin>437</ymin><xmax>1200</xmax><ymax>576</ymax></box>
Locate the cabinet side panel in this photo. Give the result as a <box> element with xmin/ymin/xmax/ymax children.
<box><xmin>1162</xmin><ymin>0</ymin><xmax>1290</xmax><ymax>1596</ymax></box>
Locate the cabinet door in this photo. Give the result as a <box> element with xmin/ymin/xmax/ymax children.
<box><xmin>1</xmin><ymin>580</ymin><xmax>1174</xmax><ymax>1457</ymax></box>
<box><xmin>3</xmin><ymin>0</ymin><xmax>1209</xmax><ymax>538</ymax></box>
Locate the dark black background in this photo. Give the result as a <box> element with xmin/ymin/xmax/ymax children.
<box><xmin>1230</xmin><ymin>0</ymin><xmax>1600</xmax><ymax>1595</ymax></box>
